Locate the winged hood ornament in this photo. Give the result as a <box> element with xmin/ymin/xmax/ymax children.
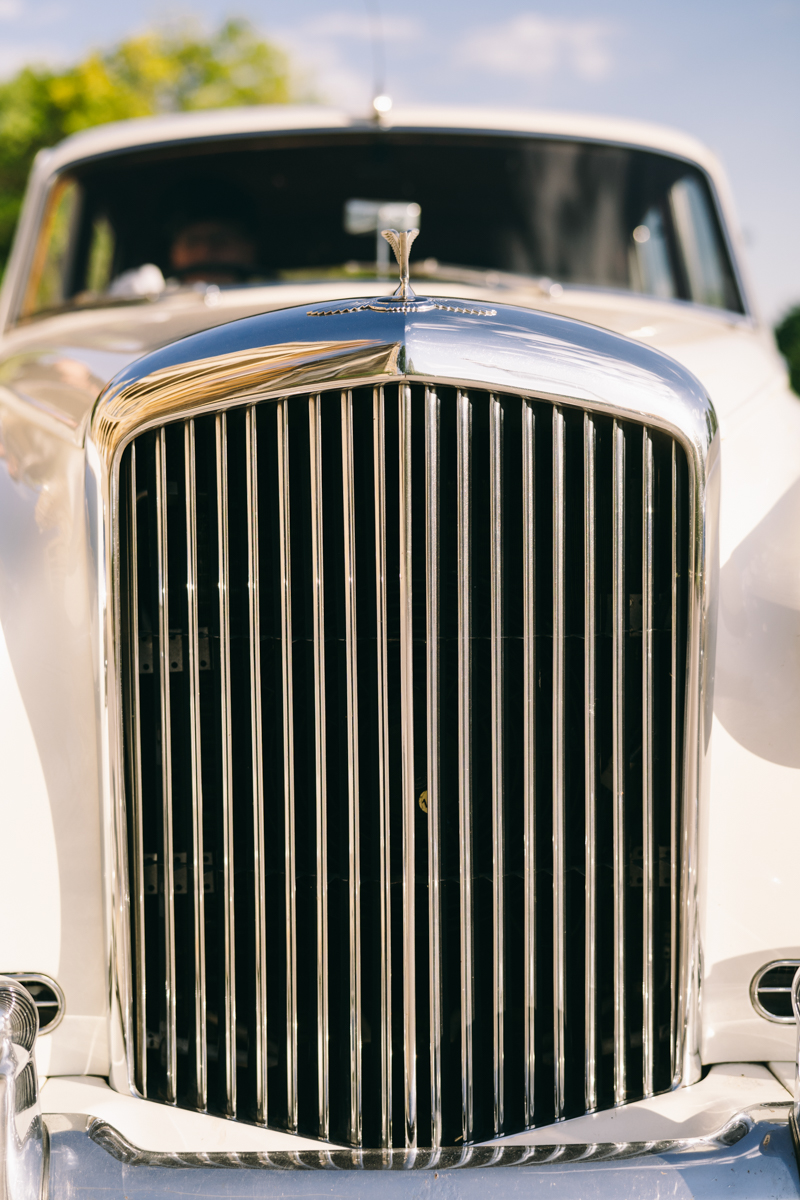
<box><xmin>308</xmin><ymin>229</ymin><xmax>496</xmax><ymax>317</ymax></box>
<box><xmin>382</xmin><ymin>228</ymin><xmax>418</xmax><ymax>301</ymax></box>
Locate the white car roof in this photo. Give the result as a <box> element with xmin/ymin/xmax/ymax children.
<box><xmin>42</xmin><ymin>104</ymin><xmax>725</xmax><ymax>182</ymax></box>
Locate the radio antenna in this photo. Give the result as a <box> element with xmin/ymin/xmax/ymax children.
<box><xmin>365</xmin><ymin>0</ymin><xmax>392</xmax><ymax>121</ymax></box>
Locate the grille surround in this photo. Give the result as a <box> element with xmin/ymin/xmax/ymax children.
<box><xmin>96</xmin><ymin>300</ymin><xmax>718</xmax><ymax>1151</ymax></box>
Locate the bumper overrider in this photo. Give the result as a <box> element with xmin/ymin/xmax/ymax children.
<box><xmin>31</xmin><ymin>1106</ymin><xmax>800</xmax><ymax>1198</ymax></box>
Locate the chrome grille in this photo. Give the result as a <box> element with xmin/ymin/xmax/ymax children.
<box><xmin>119</xmin><ymin>384</ymin><xmax>689</xmax><ymax>1146</ymax></box>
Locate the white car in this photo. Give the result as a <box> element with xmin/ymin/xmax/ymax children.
<box><xmin>0</xmin><ymin>105</ymin><xmax>798</xmax><ymax>1197</ymax></box>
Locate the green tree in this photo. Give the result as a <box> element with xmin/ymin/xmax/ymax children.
<box><xmin>0</xmin><ymin>20</ymin><xmax>295</xmax><ymax>275</ymax></box>
<box><xmin>776</xmin><ymin>306</ymin><xmax>800</xmax><ymax>396</ymax></box>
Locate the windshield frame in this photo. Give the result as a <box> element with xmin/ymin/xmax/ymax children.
<box><xmin>3</xmin><ymin>124</ymin><xmax>752</xmax><ymax>330</ymax></box>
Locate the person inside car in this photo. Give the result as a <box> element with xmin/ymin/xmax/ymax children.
<box><xmin>168</xmin><ymin>215</ymin><xmax>258</xmax><ymax>285</ymax></box>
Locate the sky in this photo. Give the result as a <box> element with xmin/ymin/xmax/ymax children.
<box><xmin>1</xmin><ymin>0</ymin><xmax>798</xmax><ymax>323</ymax></box>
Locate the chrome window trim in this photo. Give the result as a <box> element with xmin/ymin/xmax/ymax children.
<box><xmin>89</xmin><ymin>300</ymin><xmax>718</xmax><ymax>1123</ymax></box>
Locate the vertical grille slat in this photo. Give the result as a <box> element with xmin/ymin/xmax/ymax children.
<box><xmin>489</xmin><ymin>394</ymin><xmax>504</xmax><ymax>1138</ymax></box>
<box><xmin>308</xmin><ymin>393</ymin><xmax>330</xmax><ymax>1142</ymax></box>
<box><xmin>246</xmin><ymin>407</ymin><xmax>268</xmax><ymax>1124</ymax></box>
<box><xmin>583</xmin><ymin>414</ymin><xmax>597</xmax><ymax>1115</ymax></box>
<box><xmin>215</xmin><ymin>413</ymin><xmax>237</xmax><ymax>1119</ymax></box>
<box><xmin>341</xmin><ymin>389</ymin><xmax>363</xmax><ymax>1148</ymax></box>
<box><xmin>521</xmin><ymin>398</ymin><xmax>536</xmax><ymax>1130</ymax></box>
<box><xmin>276</xmin><ymin>399</ymin><xmax>298</xmax><ymax>1132</ymax></box>
<box><xmin>155</xmin><ymin>427</ymin><xmax>177</xmax><ymax>1105</ymax></box>
<box><xmin>611</xmin><ymin>419</ymin><xmax>626</xmax><ymax>1107</ymax></box>
<box><xmin>373</xmin><ymin>386</ymin><xmax>393</xmax><ymax>1149</ymax></box>
<box><xmin>121</xmin><ymin>385</ymin><xmax>690</xmax><ymax>1146</ymax></box>
<box><xmin>398</xmin><ymin>382</ymin><xmax>417</xmax><ymax>1149</ymax></box>
<box><xmin>456</xmin><ymin>389</ymin><xmax>474</xmax><ymax>1147</ymax></box>
<box><xmin>126</xmin><ymin>442</ymin><xmax>147</xmax><ymax>1098</ymax></box>
<box><xmin>425</xmin><ymin>385</ymin><xmax>443</xmax><ymax>1150</ymax></box>
<box><xmin>184</xmin><ymin>420</ymin><xmax>207</xmax><ymax>1113</ymax></box>
<box><xmin>669</xmin><ymin>441</ymin><xmax>679</xmax><ymax>1083</ymax></box>
<box><xmin>551</xmin><ymin>407</ymin><xmax>566</xmax><ymax>1121</ymax></box>
<box><xmin>642</xmin><ymin>429</ymin><xmax>655</xmax><ymax>1099</ymax></box>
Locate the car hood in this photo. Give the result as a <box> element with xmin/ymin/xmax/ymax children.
<box><xmin>0</xmin><ymin>279</ymin><xmax>783</xmax><ymax>445</ymax></box>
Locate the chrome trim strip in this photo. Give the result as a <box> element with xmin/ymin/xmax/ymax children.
<box><xmin>489</xmin><ymin>393</ymin><xmax>504</xmax><ymax>1137</ymax></box>
<box><xmin>398</xmin><ymin>382</ymin><xmax>416</xmax><ymax>1148</ymax></box>
<box><xmin>677</xmin><ymin>424</ymin><xmax>706</xmax><ymax>1088</ymax></box>
<box><xmin>216</xmin><ymin>412</ymin><xmax>237</xmax><ymax>1118</ymax></box>
<box><xmin>522</xmin><ymin>397</ymin><xmax>536</xmax><ymax>1129</ymax></box>
<box><xmin>583</xmin><ymin>413</ymin><xmax>597</xmax><ymax>1114</ymax></box>
<box><xmin>127</xmin><ymin>444</ymin><xmax>146</xmax><ymax>1096</ymax></box>
<box><xmin>276</xmin><ymin>399</ymin><xmax>298</xmax><ymax>1131</ymax></box>
<box><xmin>670</xmin><ymin>441</ymin><xmax>678</xmax><ymax>1079</ymax></box>
<box><xmin>425</xmin><ymin>385</ymin><xmax>443</xmax><ymax>1149</ymax></box>
<box><xmin>308</xmin><ymin>392</ymin><xmax>330</xmax><ymax>1141</ymax></box>
<box><xmin>456</xmin><ymin>388</ymin><xmax>474</xmax><ymax>1144</ymax></box>
<box><xmin>612</xmin><ymin>419</ymin><xmax>625</xmax><ymax>1107</ymax></box>
<box><xmin>642</xmin><ymin>429</ymin><xmax>655</xmax><ymax>1098</ymax></box>
<box><xmin>246</xmin><ymin>407</ymin><xmax>268</xmax><ymax>1124</ymax></box>
<box><xmin>341</xmin><ymin>389</ymin><xmax>363</xmax><ymax>1147</ymax></box>
<box><xmin>373</xmin><ymin>386</ymin><xmax>392</xmax><ymax>1149</ymax></box>
<box><xmin>551</xmin><ymin>406</ymin><xmax>566</xmax><ymax>1121</ymax></box>
<box><xmin>155</xmin><ymin>427</ymin><xmax>177</xmax><ymax>1104</ymax></box>
<box><xmin>184</xmin><ymin>420</ymin><xmax>207</xmax><ymax>1112</ymax></box>
<box><xmin>83</xmin><ymin>1108</ymin><xmax>758</xmax><ymax>1171</ymax></box>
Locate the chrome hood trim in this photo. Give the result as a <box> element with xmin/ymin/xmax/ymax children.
<box><xmin>92</xmin><ymin>301</ymin><xmax>716</xmax><ymax>469</ymax></box>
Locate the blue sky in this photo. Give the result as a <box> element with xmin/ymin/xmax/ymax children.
<box><xmin>1</xmin><ymin>0</ymin><xmax>798</xmax><ymax>322</ymax></box>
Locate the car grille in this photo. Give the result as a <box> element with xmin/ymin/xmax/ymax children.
<box><xmin>118</xmin><ymin>382</ymin><xmax>689</xmax><ymax>1147</ymax></box>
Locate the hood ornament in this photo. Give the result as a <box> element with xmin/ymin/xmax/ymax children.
<box><xmin>383</xmin><ymin>227</ymin><xmax>418</xmax><ymax>302</ymax></box>
<box><xmin>308</xmin><ymin>229</ymin><xmax>496</xmax><ymax>317</ymax></box>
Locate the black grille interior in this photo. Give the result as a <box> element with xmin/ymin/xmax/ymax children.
<box><xmin>119</xmin><ymin>384</ymin><xmax>689</xmax><ymax>1147</ymax></box>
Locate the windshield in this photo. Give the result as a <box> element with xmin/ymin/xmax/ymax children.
<box><xmin>18</xmin><ymin>132</ymin><xmax>744</xmax><ymax>320</ymax></box>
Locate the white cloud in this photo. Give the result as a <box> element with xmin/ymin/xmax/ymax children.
<box><xmin>0</xmin><ymin>0</ymin><xmax>22</xmax><ymax>18</ymax></box>
<box><xmin>457</xmin><ymin>14</ymin><xmax>614</xmax><ymax>82</ymax></box>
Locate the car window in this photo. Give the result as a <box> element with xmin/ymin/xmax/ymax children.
<box><xmin>670</xmin><ymin>174</ymin><xmax>730</xmax><ymax>309</ymax></box>
<box><xmin>14</xmin><ymin>133</ymin><xmax>744</xmax><ymax>320</ymax></box>
<box><xmin>21</xmin><ymin>176</ymin><xmax>81</xmax><ymax>317</ymax></box>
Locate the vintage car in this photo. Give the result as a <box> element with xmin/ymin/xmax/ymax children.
<box><xmin>0</xmin><ymin>103</ymin><xmax>799</xmax><ymax>1197</ymax></box>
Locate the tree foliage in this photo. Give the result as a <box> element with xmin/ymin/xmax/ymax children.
<box><xmin>0</xmin><ymin>20</ymin><xmax>294</xmax><ymax>274</ymax></box>
<box><xmin>776</xmin><ymin>306</ymin><xmax>800</xmax><ymax>396</ymax></box>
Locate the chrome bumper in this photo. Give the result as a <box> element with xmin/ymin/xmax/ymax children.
<box><xmin>43</xmin><ymin>1105</ymin><xmax>799</xmax><ymax>1199</ymax></box>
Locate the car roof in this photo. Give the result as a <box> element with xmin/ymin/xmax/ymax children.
<box><xmin>42</xmin><ymin>104</ymin><xmax>724</xmax><ymax>180</ymax></box>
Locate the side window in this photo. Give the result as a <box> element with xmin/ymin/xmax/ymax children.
<box><xmin>20</xmin><ymin>176</ymin><xmax>82</xmax><ymax>318</ymax></box>
<box><xmin>669</xmin><ymin>174</ymin><xmax>735</xmax><ymax>310</ymax></box>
